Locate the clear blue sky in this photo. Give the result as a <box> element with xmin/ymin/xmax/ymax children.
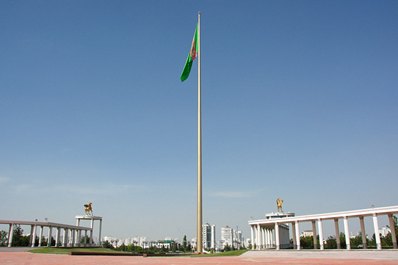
<box><xmin>1</xmin><ymin>0</ymin><xmax>397</xmax><ymax>241</ymax></box>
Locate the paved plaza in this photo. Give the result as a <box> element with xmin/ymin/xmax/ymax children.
<box><xmin>1</xmin><ymin>250</ymin><xmax>398</xmax><ymax>265</ymax></box>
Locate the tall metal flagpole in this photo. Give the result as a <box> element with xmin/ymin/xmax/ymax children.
<box><xmin>196</xmin><ymin>12</ymin><xmax>203</xmax><ymax>254</ymax></box>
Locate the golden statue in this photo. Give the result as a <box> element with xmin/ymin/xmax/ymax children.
<box><xmin>84</xmin><ymin>202</ymin><xmax>93</xmax><ymax>216</ymax></box>
<box><xmin>276</xmin><ymin>198</ymin><xmax>283</xmax><ymax>212</ymax></box>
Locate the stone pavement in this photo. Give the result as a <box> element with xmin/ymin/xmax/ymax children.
<box><xmin>1</xmin><ymin>250</ymin><xmax>398</xmax><ymax>265</ymax></box>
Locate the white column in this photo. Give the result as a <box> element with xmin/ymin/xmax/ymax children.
<box><xmin>311</xmin><ymin>221</ymin><xmax>318</xmax><ymax>249</ymax></box>
<box><xmin>264</xmin><ymin>229</ymin><xmax>267</xmax><ymax>248</ymax></box>
<box><xmin>71</xmin><ymin>229</ymin><xmax>75</xmax><ymax>247</ymax></box>
<box><xmin>295</xmin><ymin>221</ymin><xmax>300</xmax><ymax>250</ymax></box>
<box><xmin>7</xmin><ymin>223</ymin><xmax>14</xmax><ymax>247</ymax></box>
<box><xmin>359</xmin><ymin>216</ymin><xmax>367</xmax><ymax>249</ymax></box>
<box><xmin>84</xmin><ymin>230</ymin><xmax>88</xmax><ymax>247</ymax></box>
<box><xmin>47</xmin><ymin>227</ymin><xmax>52</xmax><ymax>247</ymax></box>
<box><xmin>291</xmin><ymin>223</ymin><xmax>297</xmax><ymax>249</ymax></box>
<box><xmin>256</xmin><ymin>224</ymin><xmax>261</xmax><ymax>250</ymax></box>
<box><xmin>90</xmin><ymin>218</ymin><xmax>94</xmax><ymax>245</ymax></box>
<box><xmin>388</xmin><ymin>214</ymin><xmax>397</xmax><ymax>249</ymax></box>
<box><xmin>57</xmin><ymin>228</ymin><xmax>61</xmax><ymax>247</ymax></box>
<box><xmin>317</xmin><ymin>219</ymin><xmax>324</xmax><ymax>250</ymax></box>
<box><xmin>275</xmin><ymin>223</ymin><xmax>280</xmax><ymax>250</ymax></box>
<box><xmin>261</xmin><ymin>228</ymin><xmax>265</xmax><ymax>249</ymax></box>
<box><xmin>270</xmin><ymin>226</ymin><xmax>275</xmax><ymax>248</ymax></box>
<box><xmin>267</xmin><ymin>229</ymin><xmax>271</xmax><ymax>248</ymax></box>
<box><xmin>343</xmin><ymin>217</ymin><xmax>350</xmax><ymax>250</ymax></box>
<box><xmin>38</xmin><ymin>226</ymin><xmax>43</xmax><ymax>247</ymax></box>
<box><xmin>63</xmin><ymin>228</ymin><xmax>68</xmax><ymax>247</ymax></box>
<box><xmin>76</xmin><ymin>229</ymin><xmax>80</xmax><ymax>247</ymax></box>
<box><xmin>253</xmin><ymin>225</ymin><xmax>256</xmax><ymax>249</ymax></box>
<box><xmin>372</xmin><ymin>214</ymin><xmax>381</xmax><ymax>250</ymax></box>
<box><xmin>30</xmin><ymin>225</ymin><xmax>37</xmax><ymax>247</ymax></box>
<box><xmin>75</xmin><ymin>218</ymin><xmax>80</xmax><ymax>247</ymax></box>
<box><xmin>334</xmin><ymin>219</ymin><xmax>341</xmax><ymax>249</ymax></box>
<box><xmin>250</xmin><ymin>225</ymin><xmax>254</xmax><ymax>250</ymax></box>
<box><xmin>98</xmin><ymin>219</ymin><xmax>102</xmax><ymax>246</ymax></box>
<box><xmin>55</xmin><ymin>228</ymin><xmax>60</xmax><ymax>247</ymax></box>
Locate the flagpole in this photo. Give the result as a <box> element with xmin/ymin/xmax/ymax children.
<box><xmin>196</xmin><ymin>11</ymin><xmax>203</xmax><ymax>254</ymax></box>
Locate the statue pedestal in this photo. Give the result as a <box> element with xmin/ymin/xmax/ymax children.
<box><xmin>265</xmin><ymin>212</ymin><xmax>295</xmax><ymax>219</ymax></box>
<box><xmin>75</xmin><ymin>215</ymin><xmax>103</xmax><ymax>246</ymax></box>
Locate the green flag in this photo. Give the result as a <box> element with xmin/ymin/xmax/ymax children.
<box><xmin>180</xmin><ymin>25</ymin><xmax>198</xmax><ymax>82</ymax></box>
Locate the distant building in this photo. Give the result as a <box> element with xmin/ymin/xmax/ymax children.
<box><xmin>202</xmin><ymin>223</ymin><xmax>216</xmax><ymax>250</ymax></box>
<box><xmin>379</xmin><ymin>226</ymin><xmax>391</xmax><ymax>237</ymax></box>
<box><xmin>300</xmin><ymin>230</ymin><xmax>314</xmax><ymax>237</ymax></box>
<box><xmin>191</xmin><ymin>237</ymin><xmax>197</xmax><ymax>250</ymax></box>
<box><xmin>234</xmin><ymin>229</ymin><xmax>243</xmax><ymax>249</ymax></box>
<box><xmin>220</xmin><ymin>226</ymin><xmax>234</xmax><ymax>249</ymax></box>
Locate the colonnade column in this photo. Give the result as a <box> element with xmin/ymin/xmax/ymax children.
<box><xmin>7</xmin><ymin>223</ymin><xmax>14</xmax><ymax>247</ymax></box>
<box><xmin>55</xmin><ymin>227</ymin><xmax>61</xmax><ymax>247</ymax></box>
<box><xmin>258</xmin><ymin>226</ymin><xmax>264</xmax><ymax>250</ymax></box>
<box><xmin>275</xmin><ymin>223</ymin><xmax>280</xmax><ymax>250</ymax></box>
<box><xmin>76</xmin><ymin>218</ymin><xmax>81</xmax><ymax>247</ymax></box>
<box><xmin>317</xmin><ymin>219</ymin><xmax>324</xmax><ymax>250</ymax></box>
<box><xmin>47</xmin><ymin>227</ymin><xmax>52</xmax><ymax>247</ymax></box>
<box><xmin>258</xmin><ymin>224</ymin><xmax>262</xmax><ymax>249</ymax></box>
<box><xmin>90</xmin><ymin>218</ymin><xmax>94</xmax><ymax>245</ymax></box>
<box><xmin>311</xmin><ymin>221</ymin><xmax>318</xmax><ymax>249</ymax></box>
<box><xmin>334</xmin><ymin>219</ymin><xmax>341</xmax><ymax>249</ymax></box>
<box><xmin>98</xmin><ymin>219</ymin><xmax>102</xmax><ymax>246</ymax></box>
<box><xmin>291</xmin><ymin>223</ymin><xmax>297</xmax><ymax>249</ymax></box>
<box><xmin>295</xmin><ymin>221</ymin><xmax>300</xmax><ymax>250</ymax></box>
<box><xmin>250</xmin><ymin>225</ymin><xmax>254</xmax><ymax>250</ymax></box>
<box><xmin>388</xmin><ymin>214</ymin><xmax>397</xmax><ymax>249</ymax></box>
<box><xmin>38</xmin><ymin>226</ymin><xmax>43</xmax><ymax>247</ymax></box>
<box><xmin>55</xmin><ymin>228</ymin><xmax>60</xmax><ymax>247</ymax></box>
<box><xmin>372</xmin><ymin>214</ymin><xmax>381</xmax><ymax>250</ymax></box>
<box><xmin>63</xmin><ymin>228</ymin><xmax>68</xmax><ymax>247</ymax></box>
<box><xmin>359</xmin><ymin>216</ymin><xmax>367</xmax><ymax>249</ymax></box>
<box><xmin>343</xmin><ymin>217</ymin><xmax>350</xmax><ymax>250</ymax></box>
<box><xmin>269</xmin><ymin>229</ymin><xmax>273</xmax><ymax>248</ymax></box>
<box><xmin>30</xmin><ymin>225</ymin><xmax>36</xmax><ymax>247</ymax></box>
<box><xmin>84</xmin><ymin>230</ymin><xmax>88</xmax><ymax>247</ymax></box>
<box><xmin>261</xmin><ymin>227</ymin><xmax>265</xmax><ymax>249</ymax></box>
<box><xmin>71</xmin><ymin>229</ymin><xmax>76</xmax><ymax>247</ymax></box>
<box><xmin>77</xmin><ymin>229</ymin><xmax>81</xmax><ymax>247</ymax></box>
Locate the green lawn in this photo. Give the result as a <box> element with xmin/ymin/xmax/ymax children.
<box><xmin>29</xmin><ymin>247</ymin><xmax>121</xmax><ymax>255</ymax></box>
<box><xmin>193</xmin><ymin>249</ymin><xmax>248</xmax><ymax>257</ymax></box>
<box><xmin>29</xmin><ymin>247</ymin><xmax>248</xmax><ymax>257</ymax></box>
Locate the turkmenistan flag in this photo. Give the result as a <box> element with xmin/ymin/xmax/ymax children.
<box><xmin>180</xmin><ymin>25</ymin><xmax>198</xmax><ymax>82</ymax></box>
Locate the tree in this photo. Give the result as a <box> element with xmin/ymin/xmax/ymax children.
<box><xmin>339</xmin><ymin>233</ymin><xmax>347</xmax><ymax>249</ymax></box>
<box><xmin>0</xmin><ymin>230</ymin><xmax>8</xmax><ymax>246</ymax></box>
<box><xmin>102</xmin><ymin>240</ymin><xmax>113</xmax><ymax>249</ymax></box>
<box><xmin>325</xmin><ymin>236</ymin><xmax>337</xmax><ymax>249</ymax></box>
<box><xmin>223</xmin><ymin>244</ymin><xmax>232</xmax><ymax>251</ymax></box>
<box><xmin>182</xmin><ymin>235</ymin><xmax>188</xmax><ymax>251</ymax></box>
<box><xmin>300</xmin><ymin>236</ymin><xmax>314</xmax><ymax>249</ymax></box>
<box><xmin>391</xmin><ymin>215</ymin><xmax>397</xmax><ymax>238</ymax></box>
<box><xmin>80</xmin><ymin>235</ymin><xmax>90</xmax><ymax>244</ymax></box>
<box><xmin>350</xmin><ymin>233</ymin><xmax>365</xmax><ymax>249</ymax></box>
<box><xmin>12</xmin><ymin>225</ymin><xmax>30</xmax><ymax>247</ymax></box>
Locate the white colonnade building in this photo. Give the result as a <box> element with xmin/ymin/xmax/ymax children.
<box><xmin>0</xmin><ymin>219</ymin><xmax>92</xmax><ymax>248</ymax></box>
<box><xmin>249</xmin><ymin>205</ymin><xmax>398</xmax><ymax>251</ymax></box>
<box><xmin>1</xmin><ymin>215</ymin><xmax>102</xmax><ymax>248</ymax></box>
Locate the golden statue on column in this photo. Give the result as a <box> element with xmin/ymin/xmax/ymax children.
<box><xmin>84</xmin><ymin>202</ymin><xmax>93</xmax><ymax>216</ymax></box>
<box><xmin>276</xmin><ymin>198</ymin><xmax>284</xmax><ymax>213</ymax></box>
